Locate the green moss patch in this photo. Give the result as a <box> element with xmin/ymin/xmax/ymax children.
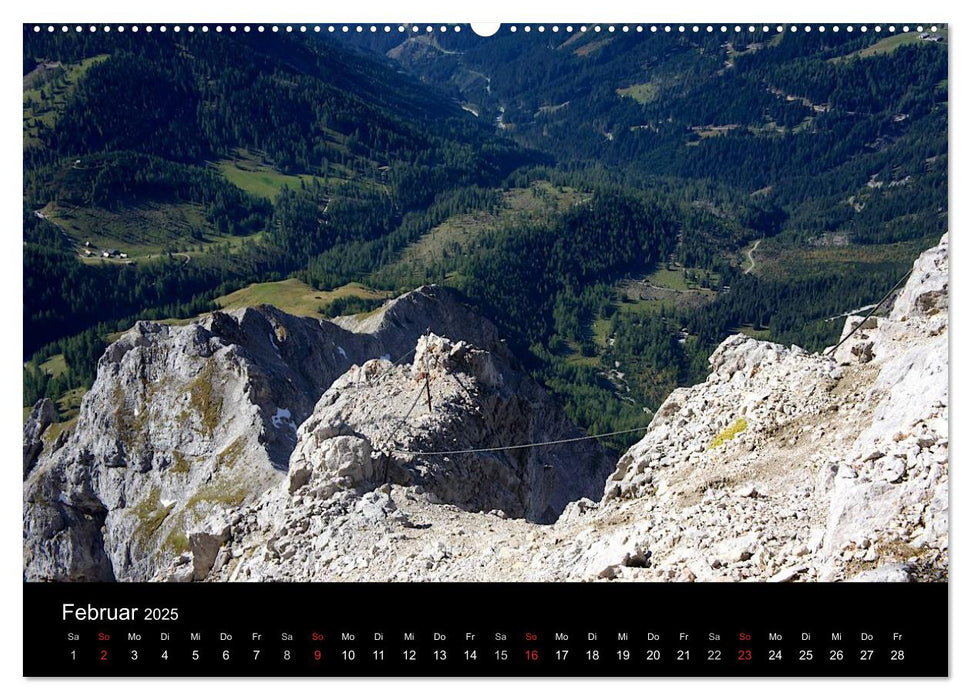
<box><xmin>216</xmin><ymin>436</ymin><xmax>246</xmax><ymax>472</ymax></box>
<box><xmin>130</xmin><ymin>487</ymin><xmax>173</xmax><ymax>548</ymax></box>
<box><xmin>169</xmin><ymin>450</ymin><xmax>191</xmax><ymax>475</ymax></box>
<box><xmin>188</xmin><ymin>364</ymin><xmax>223</xmax><ymax>436</ymax></box>
<box><xmin>163</xmin><ymin>527</ymin><xmax>190</xmax><ymax>555</ymax></box>
<box><xmin>186</xmin><ymin>479</ymin><xmax>249</xmax><ymax>509</ymax></box>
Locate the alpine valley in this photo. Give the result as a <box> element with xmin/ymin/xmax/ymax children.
<box><xmin>23</xmin><ymin>25</ymin><xmax>948</xmax><ymax>582</ymax></box>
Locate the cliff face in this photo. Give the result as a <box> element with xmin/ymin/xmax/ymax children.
<box><xmin>545</xmin><ymin>233</ymin><xmax>948</xmax><ymax>583</ymax></box>
<box><xmin>24</xmin><ymin>237</ymin><xmax>948</xmax><ymax>584</ymax></box>
<box><xmin>291</xmin><ymin>332</ymin><xmax>614</xmax><ymax>524</ymax></box>
<box><xmin>24</xmin><ymin>286</ymin><xmax>613</xmax><ymax>582</ymax></box>
<box><xmin>167</xmin><ymin>332</ymin><xmax>615</xmax><ymax>583</ymax></box>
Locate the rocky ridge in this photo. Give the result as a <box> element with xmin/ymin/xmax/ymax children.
<box><xmin>551</xmin><ymin>233</ymin><xmax>947</xmax><ymax>582</ymax></box>
<box><xmin>552</xmin><ymin>233</ymin><xmax>948</xmax><ymax>582</ymax></box>
<box><xmin>24</xmin><ymin>237</ymin><xmax>948</xmax><ymax>584</ymax></box>
<box><xmin>24</xmin><ymin>286</ymin><xmax>613</xmax><ymax>582</ymax></box>
<box><xmin>165</xmin><ymin>332</ymin><xmax>614</xmax><ymax>582</ymax></box>
<box><xmin>180</xmin><ymin>235</ymin><xmax>948</xmax><ymax>583</ymax></box>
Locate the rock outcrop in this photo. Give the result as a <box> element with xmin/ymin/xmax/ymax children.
<box><xmin>24</xmin><ymin>286</ymin><xmax>612</xmax><ymax>581</ymax></box>
<box><xmin>294</xmin><ymin>333</ymin><xmax>613</xmax><ymax>522</ymax></box>
<box><xmin>169</xmin><ymin>332</ymin><xmax>614</xmax><ymax>582</ymax></box>
<box><xmin>539</xmin><ymin>233</ymin><xmax>948</xmax><ymax>583</ymax></box>
<box><xmin>23</xmin><ymin>398</ymin><xmax>57</xmax><ymax>476</ymax></box>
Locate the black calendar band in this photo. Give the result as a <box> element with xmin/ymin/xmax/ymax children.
<box><xmin>23</xmin><ymin>582</ymin><xmax>947</xmax><ymax>677</ymax></box>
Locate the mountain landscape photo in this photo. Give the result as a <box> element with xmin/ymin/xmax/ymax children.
<box><xmin>22</xmin><ymin>23</ymin><xmax>948</xmax><ymax>583</ymax></box>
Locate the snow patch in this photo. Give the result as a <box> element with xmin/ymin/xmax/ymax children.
<box><xmin>337</xmin><ymin>346</ymin><xmax>347</xmax><ymax>359</ymax></box>
<box><xmin>271</xmin><ymin>407</ymin><xmax>297</xmax><ymax>431</ymax></box>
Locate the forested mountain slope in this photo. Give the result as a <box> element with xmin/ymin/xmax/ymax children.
<box><xmin>332</xmin><ymin>25</ymin><xmax>947</xmax><ymax>443</ymax></box>
<box><xmin>25</xmin><ymin>25</ymin><xmax>947</xmax><ymax>452</ymax></box>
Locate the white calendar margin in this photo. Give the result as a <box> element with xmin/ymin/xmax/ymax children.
<box><xmin>3</xmin><ymin>0</ymin><xmax>963</xmax><ymax>696</ymax></box>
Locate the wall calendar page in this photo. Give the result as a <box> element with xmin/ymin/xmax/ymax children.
<box><xmin>21</xmin><ymin>15</ymin><xmax>949</xmax><ymax>681</ymax></box>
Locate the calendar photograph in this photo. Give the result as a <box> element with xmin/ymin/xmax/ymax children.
<box><xmin>23</xmin><ymin>22</ymin><xmax>948</xmax><ymax>594</ymax></box>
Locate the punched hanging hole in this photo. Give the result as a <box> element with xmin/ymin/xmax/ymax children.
<box><xmin>470</xmin><ymin>23</ymin><xmax>500</xmax><ymax>37</ymax></box>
